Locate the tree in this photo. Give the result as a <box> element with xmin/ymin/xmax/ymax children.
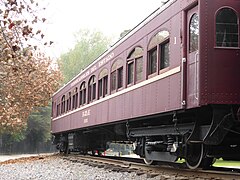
<box><xmin>0</xmin><ymin>0</ymin><xmax>62</xmax><ymax>134</ymax></box>
<box><xmin>25</xmin><ymin>105</ymin><xmax>52</xmax><ymax>152</ymax></box>
<box><xmin>120</xmin><ymin>29</ymin><xmax>131</xmax><ymax>38</ymax></box>
<box><xmin>0</xmin><ymin>105</ymin><xmax>52</xmax><ymax>153</ymax></box>
<box><xmin>59</xmin><ymin>29</ymin><xmax>112</xmax><ymax>83</ymax></box>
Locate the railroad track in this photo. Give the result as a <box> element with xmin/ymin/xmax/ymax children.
<box><xmin>60</xmin><ymin>154</ymin><xmax>240</xmax><ymax>180</ymax></box>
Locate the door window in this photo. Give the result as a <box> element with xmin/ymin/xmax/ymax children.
<box><xmin>189</xmin><ymin>13</ymin><xmax>199</xmax><ymax>53</ymax></box>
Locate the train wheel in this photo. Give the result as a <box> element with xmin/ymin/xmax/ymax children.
<box><xmin>185</xmin><ymin>143</ymin><xmax>204</xmax><ymax>169</ymax></box>
<box><xmin>143</xmin><ymin>158</ymin><xmax>154</xmax><ymax>165</ymax></box>
<box><xmin>59</xmin><ymin>141</ymin><xmax>69</xmax><ymax>155</ymax></box>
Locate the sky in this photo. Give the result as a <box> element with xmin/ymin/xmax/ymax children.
<box><xmin>42</xmin><ymin>0</ymin><xmax>165</xmax><ymax>58</ymax></box>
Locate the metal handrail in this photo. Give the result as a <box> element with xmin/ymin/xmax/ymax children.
<box><xmin>194</xmin><ymin>51</ymin><xmax>199</xmax><ymax>100</ymax></box>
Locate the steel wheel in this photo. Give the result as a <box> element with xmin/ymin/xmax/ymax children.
<box><xmin>143</xmin><ymin>158</ymin><xmax>154</xmax><ymax>165</ymax></box>
<box><xmin>185</xmin><ymin>143</ymin><xmax>204</xmax><ymax>169</ymax></box>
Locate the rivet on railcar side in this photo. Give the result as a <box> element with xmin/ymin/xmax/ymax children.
<box><xmin>51</xmin><ymin>0</ymin><xmax>240</xmax><ymax>169</ymax></box>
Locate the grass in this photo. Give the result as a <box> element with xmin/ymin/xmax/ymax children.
<box><xmin>213</xmin><ymin>158</ymin><xmax>240</xmax><ymax>167</ymax></box>
<box><xmin>177</xmin><ymin>158</ymin><xmax>240</xmax><ymax>168</ymax></box>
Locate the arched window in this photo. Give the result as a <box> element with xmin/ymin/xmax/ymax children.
<box><xmin>79</xmin><ymin>82</ymin><xmax>86</xmax><ymax>106</ymax></box>
<box><xmin>189</xmin><ymin>14</ymin><xmax>199</xmax><ymax>53</ymax></box>
<box><xmin>216</xmin><ymin>8</ymin><xmax>238</xmax><ymax>47</ymax></box>
<box><xmin>61</xmin><ymin>95</ymin><xmax>66</xmax><ymax>114</ymax></box>
<box><xmin>127</xmin><ymin>47</ymin><xmax>143</xmax><ymax>85</ymax></box>
<box><xmin>72</xmin><ymin>87</ymin><xmax>78</xmax><ymax>109</ymax></box>
<box><xmin>148</xmin><ymin>30</ymin><xmax>170</xmax><ymax>76</ymax></box>
<box><xmin>111</xmin><ymin>59</ymin><xmax>123</xmax><ymax>92</ymax></box>
<box><xmin>98</xmin><ymin>68</ymin><xmax>108</xmax><ymax>98</ymax></box>
<box><xmin>88</xmin><ymin>75</ymin><xmax>96</xmax><ymax>103</ymax></box>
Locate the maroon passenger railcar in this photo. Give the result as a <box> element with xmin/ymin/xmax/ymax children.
<box><xmin>51</xmin><ymin>0</ymin><xmax>240</xmax><ymax>169</ymax></box>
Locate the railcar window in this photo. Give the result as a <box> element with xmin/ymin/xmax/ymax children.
<box><xmin>127</xmin><ymin>61</ymin><xmax>134</xmax><ymax>85</ymax></box>
<box><xmin>72</xmin><ymin>91</ymin><xmax>75</xmax><ymax>109</ymax></box>
<box><xmin>136</xmin><ymin>57</ymin><xmax>143</xmax><ymax>81</ymax></box>
<box><xmin>66</xmin><ymin>92</ymin><xmax>71</xmax><ymax>111</ymax></box>
<box><xmin>103</xmin><ymin>76</ymin><xmax>108</xmax><ymax>96</ymax></box>
<box><xmin>117</xmin><ymin>67</ymin><xmax>123</xmax><ymax>89</ymax></box>
<box><xmin>61</xmin><ymin>95</ymin><xmax>66</xmax><ymax>114</ymax></box>
<box><xmin>66</xmin><ymin>96</ymin><xmax>69</xmax><ymax>112</ymax></box>
<box><xmin>189</xmin><ymin>13</ymin><xmax>199</xmax><ymax>53</ymax></box>
<box><xmin>160</xmin><ymin>41</ymin><xmax>170</xmax><ymax>70</ymax></box>
<box><xmin>216</xmin><ymin>8</ymin><xmax>238</xmax><ymax>47</ymax></box>
<box><xmin>88</xmin><ymin>75</ymin><xmax>96</xmax><ymax>103</ymax></box>
<box><xmin>148</xmin><ymin>47</ymin><xmax>157</xmax><ymax>75</ymax></box>
<box><xmin>98</xmin><ymin>68</ymin><xmax>108</xmax><ymax>98</ymax></box>
<box><xmin>148</xmin><ymin>30</ymin><xmax>170</xmax><ymax>76</ymax></box>
<box><xmin>72</xmin><ymin>87</ymin><xmax>78</xmax><ymax>109</ymax></box>
<box><xmin>111</xmin><ymin>59</ymin><xmax>123</xmax><ymax>92</ymax></box>
<box><xmin>111</xmin><ymin>71</ymin><xmax>117</xmax><ymax>91</ymax></box>
<box><xmin>127</xmin><ymin>47</ymin><xmax>143</xmax><ymax>85</ymax></box>
<box><xmin>80</xmin><ymin>82</ymin><xmax>86</xmax><ymax>106</ymax></box>
<box><xmin>57</xmin><ymin>103</ymin><xmax>60</xmax><ymax>116</ymax></box>
<box><xmin>99</xmin><ymin>80</ymin><xmax>103</xmax><ymax>98</ymax></box>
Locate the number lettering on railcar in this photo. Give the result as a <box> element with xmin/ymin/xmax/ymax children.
<box><xmin>82</xmin><ymin>109</ymin><xmax>91</xmax><ymax>117</ymax></box>
<box><xmin>83</xmin><ymin>118</ymin><xmax>88</xmax><ymax>124</ymax></box>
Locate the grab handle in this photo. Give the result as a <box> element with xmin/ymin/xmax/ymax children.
<box><xmin>194</xmin><ymin>51</ymin><xmax>199</xmax><ymax>100</ymax></box>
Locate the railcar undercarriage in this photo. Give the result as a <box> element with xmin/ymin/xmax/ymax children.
<box><xmin>53</xmin><ymin>105</ymin><xmax>240</xmax><ymax>169</ymax></box>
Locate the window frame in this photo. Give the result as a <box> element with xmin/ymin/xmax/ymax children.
<box><xmin>72</xmin><ymin>87</ymin><xmax>78</xmax><ymax>110</ymax></box>
<box><xmin>147</xmin><ymin>30</ymin><xmax>170</xmax><ymax>78</ymax></box>
<box><xmin>61</xmin><ymin>95</ymin><xmax>66</xmax><ymax>114</ymax></box>
<box><xmin>147</xmin><ymin>46</ymin><xmax>158</xmax><ymax>77</ymax></box>
<box><xmin>215</xmin><ymin>7</ymin><xmax>239</xmax><ymax>49</ymax></box>
<box><xmin>159</xmin><ymin>39</ymin><xmax>170</xmax><ymax>73</ymax></box>
<box><xmin>98</xmin><ymin>68</ymin><xmax>108</xmax><ymax>99</ymax></box>
<box><xmin>111</xmin><ymin>70</ymin><xmax>117</xmax><ymax>92</ymax></box>
<box><xmin>88</xmin><ymin>75</ymin><xmax>96</xmax><ymax>103</ymax></box>
<box><xmin>103</xmin><ymin>76</ymin><xmax>108</xmax><ymax>97</ymax></box>
<box><xmin>117</xmin><ymin>66</ymin><xmax>123</xmax><ymax>89</ymax></box>
<box><xmin>127</xmin><ymin>60</ymin><xmax>134</xmax><ymax>86</ymax></box>
<box><xmin>56</xmin><ymin>101</ymin><xmax>60</xmax><ymax>116</ymax></box>
<box><xmin>67</xmin><ymin>92</ymin><xmax>71</xmax><ymax>111</ymax></box>
<box><xmin>189</xmin><ymin>13</ymin><xmax>199</xmax><ymax>53</ymax></box>
<box><xmin>79</xmin><ymin>82</ymin><xmax>86</xmax><ymax>106</ymax></box>
<box><xmin>126</xmin><ymin>46</ymin><xmax>144</xmax><ymax>87</ymax></box>
<box><xmin>111</xmin><ymin>59</ymin><xmax>124</xmax><ymax>93</ymax></box>
<box><xmin>135</xmin><ymin>56</ymin><xmax>144</xmax><ymax>82</ymax></box>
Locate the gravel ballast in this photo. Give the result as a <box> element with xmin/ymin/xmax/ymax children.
<box><xmin>0</xmin><ymin>155</ymin><xmax>164</xmax><ymax>180</ymax></box>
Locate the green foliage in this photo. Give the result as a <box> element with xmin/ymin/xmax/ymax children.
<box><xmin>59</xmin><ymin>29</ymin><xmax>112</xmax><ymax>83</ymax></box>
<box><xmin>0</xmin><ymin>105</ymin><xmax>51</xmax><ymax>153</ymax></box>
<box><xmin>26</xmin><ymin>106</ymin><xmax>52</xmax><ymax>143</ymax></box>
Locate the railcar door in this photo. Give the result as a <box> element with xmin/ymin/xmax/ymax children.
<box><xmin>186</xmin><ymin>6</ymin><xmax>199</xmax><ymax>108</ymax></box>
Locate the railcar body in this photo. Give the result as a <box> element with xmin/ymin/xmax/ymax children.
<box><xmin>51</xmin><ymin>0</ymin><xmax>240</xmax><ymax>169</ymax></box>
